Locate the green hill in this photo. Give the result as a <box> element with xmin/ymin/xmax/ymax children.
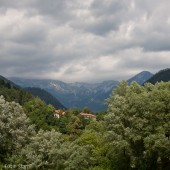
<box><xmin>25</xmin><ymin>87</ymin><xmax>66</xmax><ymax>109</ymax></box>
<box><xmin>0</xmin><ymin>75</ymin><xmax>58</xmax><ymax>130</ymax></box>
<box><xmin>0</xmin><ymin>75</ymin><xmax>33</xmax><ymax>105</ymax></box>
<box><xmin>145</xmin><ymin>68</ymin><xmax>170</xmax><ymax>84</ymax></box>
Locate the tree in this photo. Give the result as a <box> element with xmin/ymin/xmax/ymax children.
<box><xmin>82</xmin><ymin>107</ymin><xmax>92</xmax><ymax>114</ymax></box>
<box><xmin>66</xmin><ymin>116</ymin><xmax>83</xmax><ymax>140</ymax></box>
<box><xmin>24</xmin><ymin>97</ymin><xmax>56</xmax><ymax>130</ymax></box>
<box><xmin>66</xmin><ymin>108</ymin><xmax>81</xmax><ymax>116</ymax></box>
<box><xmin>96</xmin><ymin>110</ymin><xmax>107</xmax><ymax>121</ymax></box>
<box><xmin>65</xmin><ymin>120</ymin><xmax>110</xmax><ymax>170</ymax></box>
<box><xmin>105</xmin><ymin>81</ymin><xmax>170</xmax><ymax>170</ymax></box>
<box><xmin>19</xmin><ymin>129</ymin><xmax>65</xmax><ymax>170</ymax></box>
<box><xmin>0</xmin><ymin>96</ymin><xmax>35</xmax><ymax>163</ymax></box>
<box><xmin>64</xmin><ymin>143</ymin><xmax>95</xmax><ymax>170</ymax></box>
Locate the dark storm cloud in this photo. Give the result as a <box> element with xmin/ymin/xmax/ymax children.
<box><xmin>0</xmin><ymin>0</ymin><xmax>170</xmax><ymax>82</ymax></box>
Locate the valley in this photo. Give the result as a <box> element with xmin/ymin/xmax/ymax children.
<box><xmin>9</xmin><ymin>71</ymin><xmax>153</xmax><ymax>112</ymax></box>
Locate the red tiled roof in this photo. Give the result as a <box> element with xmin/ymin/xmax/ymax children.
<box><xmin>54</xmin><ymin>110</ymin><xmax>65</xmax><ymax>115</ymax></box>
<box><xmin>80</xmin><ymin>112</ymin><xmax>96</xmax><ymax>118</ymax></box>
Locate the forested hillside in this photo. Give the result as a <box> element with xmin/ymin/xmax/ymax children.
<box><xmin>0</xmin><ymin>80</ymin><xmax>170</xmax><ymax>170</ymax></box>
<box><xmin>0</xmin><ymin>75</ymin><xmax>19</xmax><ymax>88</ymax></box>
<box><xmin>145</xmin><ymin>68</ymin><xmax>170</xmax><ymax>84</ymax></box>
<box><xmin>0</xmin><ymin>76</ymin><xmax>33</xmax><ymax>105</ymax></box>
<box><xmin>25</xmin><ymin>87</ymin><xmax>66</xmax><ymax>109</ymax></box>
<box><xmin>0</xmin><ymin>77</ymin><xmax>64</xmax><ymax>131</ymax></box>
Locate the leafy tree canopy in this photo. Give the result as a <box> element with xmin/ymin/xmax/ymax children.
<box><xmin>105</xmin><ymin>81</ymin><xmax>170</xmax><ymax>170</ymax></box>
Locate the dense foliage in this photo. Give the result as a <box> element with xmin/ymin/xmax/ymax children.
<box><xmin>0</xmin><ymin>79</ymin><xmax>58</xmax><ymax>131</ymax></box>
<box><xmin>0</xmin><ymin>80</ymin><xmax>170</xmax><ymax>170</ymax></box>
<box><xmin>0</xmin><ymin>79</ymin><xmax>33</xmax><ymax>105</ymax></box>
<box><xmin>105</xmin><ymin>81</ymin><xmax>170</xmax><ymax>169</ymax></box>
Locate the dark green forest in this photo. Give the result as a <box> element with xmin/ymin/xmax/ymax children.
<box><xmin>146</xmin><ymin>68</ymin><xmax>170</xmax><ymax>84</ymax></box>
<box><xmin>0</xmin><ymin>78</ymin><xmax>170</xmax><ymax>170</ymax></box>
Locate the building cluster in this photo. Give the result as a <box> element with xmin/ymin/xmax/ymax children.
<box><xmin>54</xmin><ymin>110</ymin><xmax>96</xmax><ymax>119</ymax></box>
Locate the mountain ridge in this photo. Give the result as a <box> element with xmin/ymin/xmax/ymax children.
<box><xmin>9</xmin><ymin>71</ymin><xmax>153</xmax><ymax>112</ymax></box>
<box><xmin>9</xmin><ymin>77</ymin><xmax>119</xmax><ymax>112</ymax></box>
<box><xmin>145</xmin><ymin>68</ymin><xmax>170</xmax><ymax>84</ymax></box>
<box><xmin>25</xmin><ymin>87</ymin><xmax>66</xmax><ymax>109</ymax></box>
<box><xmin>127</xmin><ymin>71</ymin><xmax>153</xmax><ymax>85</ymax></box>
<box><xmin>0</xmin><ymin>75</ymin><xmax>65</xmax><ymax>109</ymax></box>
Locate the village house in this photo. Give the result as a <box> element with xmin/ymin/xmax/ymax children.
<box><xmin>80</xmin><ymin>112</ymin><xmax>96</xmax><ymax>119</ymax></box>
<box><xmin>54</xmin><ymin>109</ymin><xmax>65</xmax><ymax>118</ymax></box>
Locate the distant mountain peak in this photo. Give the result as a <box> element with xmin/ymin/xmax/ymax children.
<box><xmin>127</xmin><ymin>71</ymin><xmax>153</xmax><ymax>85</ymax></box>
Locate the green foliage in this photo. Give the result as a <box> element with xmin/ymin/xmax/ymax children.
<box><xmin>1</xmin><ymin>77</ymin><xmax>170</xmax><ymax>170</ymax></box>
<box><xmin>0</xmin><ymin>96</ymin><xmax>35</xmax><ymax>163</ymax></box>
<box><xmin>96</xmin><ymin>110</ymin><xmax>107</xmax><ymax>121</ymax></box>
<box><xmin>105</xmin><ymin>81</ymin><xmax>170</xmax><ymax>170</ymax></box>
<box><xmin>0</xmin><ymin>78</ymin><xmax>60</xmax><ymax>131</ymax></box>
<box><xmin>0</xmin><ymin>79</ymin><xmax>33</xmax><ymax>105</ymax></box>
<box><xmin>58</xmin><ymin>116</ymin><xmax>69</xmax><ymax>134</ymax></box>
<box><xmin>64</xmin><ymin>143</ymin><xmax>95</xmax><ymax>170</ymax></box>
<box><xmin>66</xmin><ymin>108</ymin><xmax>81</xmax><ymax>116</ymax></box>
<box><xmin>66</xmin><ymin>116</ymin><xmax>83</xmax><ymax>139</ymax></box>
<box><xmin>67</xmin><ymin>120</ymin><xmax>111</xmax><ymax>170</ymax></box>
<box><xmin>82</xmin><ymin>106</ymin><xmax>92</xmax><ymax>114</ymax></box>
<box><xmin>19</xmin><ymin>129</ymin><xmax>64</xmax><ymax>170</ymax></box>
<box><xmin>24</xmin><ymin>97</ymin><xmax>57</xmax><ymax>131</ymax></box>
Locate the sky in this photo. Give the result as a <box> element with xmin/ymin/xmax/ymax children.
<box><xmin>0</xmin><ymin>0</ymin><xmax>170</xmax><ymax>83</ymax></box>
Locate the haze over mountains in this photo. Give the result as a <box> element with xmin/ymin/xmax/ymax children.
<box><xmin>9</xmin><ymin>71</ymin><xmax>153</xmax><ymax>112</ymax></box>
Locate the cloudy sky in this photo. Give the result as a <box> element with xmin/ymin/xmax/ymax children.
<box><xmin>0</xmin><ymin>0</ymin><xmax>170</xmax><ymax>82</ymax></box>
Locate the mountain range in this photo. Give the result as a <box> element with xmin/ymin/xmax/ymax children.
<box><xmin>9</xmin><ymin>78</ymin><xmax>119</xmax><ymax>112</ymax></box>
<box><xmin>1</xmin><ymin>68</ymin><xmax>169</xmax><ymax>112</ymax></box>
<box><xmin>9</xmin><ymin>71</ymin><xmax>153</xmax><ymax>112</ymax></box>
